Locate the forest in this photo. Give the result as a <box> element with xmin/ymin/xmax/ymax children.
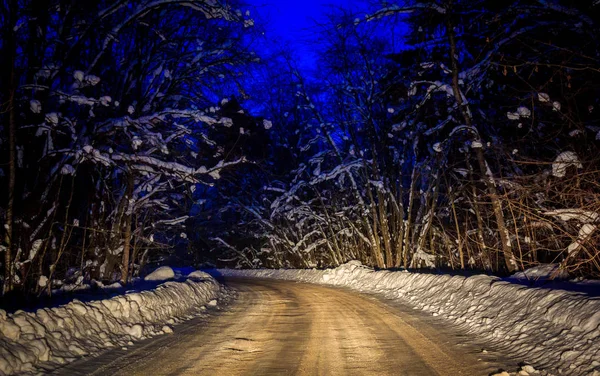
<box><xmin>1</xmin><ymin>0</ymin><xmax>599</xmax><ymax>298</ymax></box>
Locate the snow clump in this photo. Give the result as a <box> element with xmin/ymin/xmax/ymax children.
<box><xmin>471</xmin><ymin>140</ymin><xmax>483</xmax><ymax>148</ymax></box>
<box><xmin>538</xmin><ymin>93</ymin><xmax>550</xmax><ymax>103</ymax></box>
<box><xmin>45</xmin><ymin>112</ymin><xmax>59</xmax><ymax>125</ymax></box>
<box><xmin>37</xmin><ymin>275</ymin><xmax>48</xmax><ymax>287</ymax></box>
<box><xmin>29</xmin><ymin>100</ymin><xmax>42</xmax><ymax>114</ymax></box>
<box><xmin>85</xmin><ymin>74</ymin><xmax>100</xmax><ymax>86</ymax></box>
<box><xmin>99</xmin><ymin>96</ymin><xmax>112</xmax><ymax>106</ymax></box>
<box><xmin>221</xmin><ymin>117</ymin><xmax>233</xmax><ymax>128</ymax></box>
<box><xmin>60</xmin><ymin>164</ymin><xmax>76</xmax><ymax>175</ymax></box>
<box><xmin>552</xmin><ymin>151</ymin><xmax>583</xmax><ymax>178</ymax></box>
<box><xmin>553</xmin><ymin>101</ymin><xmax>561</xmax><ymax>111</ymax></box>
<box><xmin>73</xmin><ymin>70</ymin><xmax>85</xmax><ymax>81</ymax></box>
<box><xmin>507</xmin><ymin>106</ymin><xmax>531</xmax><ymax>120</ymax></box>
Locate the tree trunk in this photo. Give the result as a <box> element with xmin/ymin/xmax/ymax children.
<box><xmin>446</xmin><ymin>19</ymin><xmax>518</xmax><ymax>272</ymax></box>
<box><xmin>121</xmin><ymin>173</ymin><xmax>134</xmax><ymax>284</ymax></box>
<box><xmin>449</xmin><ymin>189</ymin><xmax>465</xmax><ymax>269</ymax></box>
<box><xmin>315</xmin><ymin>190</ymin><xmax>344</xmax><ymax>264</ymax></box>
<box><xmin>3</xmin><ymin>1</ymin><xmax>17</xmax><ymax>294</ymax></box>
<box><xmin>364</xmin><ymin>182</ymin><xmax>385</xmax><ymax>268</ymax></box>
<box><xmin>442</xmin><ymin>227</ymin><xmax>455</xmax><ymax>270</ymax></box>
<box><xmin>377</xmin><ymin>191</ymin><xmax>393</xmax><ymax>268</ymax></box>
<box><xmin>416</xmin><ymin>173</ymin><xmax>440</xmax><ymax>259</ymax></box>
<box><xmin>392</xmin><ymin>178</ymin><xmax>405</xmax><ymax>268</ymax></box>
<box><xmin>402</xmin><ymin>163</ymin><xmax>419</xmax><ymax>269</ymax></box>
<box><xmin>468</xmin><ymin>161</ymin><xmax>491</xmax><ymax>270</ymax></box>
<box><xmin>370</xmin><ymin>156</ymin><xmax>393</xmax><ymax>268</ymax></box>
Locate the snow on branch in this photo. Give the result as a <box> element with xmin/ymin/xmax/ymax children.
<box><xmin>73</xmin><ymin>145</ymin><xmax>113</xmax><ymax>167</ymax></box>
<box><xmin>424</xmin><ymin>115</ymin><xmax>456</xmax><ymax>136</ymax></box>
<box><xmin>409</xmin><ymin>247</ymin><xmax>436</xmax><ymax>268</ymax></box>
<box><xmin>111</xmin><ymin>154</ymin><xmax>246</xmax><ymax>183</ymax></box>
<box><xmin>545</xmin><ymin>209</ymin><xmax>599</xmax><ymax>256</ymax></box>
<box><xmin>301</xmin><ymin>238</ymin><xmax>328</xmax><ymax>255</ymax></box>
<box><xmin>202</xmin><ymin>157</ymin><xmax>248</xmax><ymax>180</ymax></box>
<box><xmin>309</xmin><ymin>159</ymin><xmax>364</xmax><ymax>186</ymax></box>
<box><xmin>237</xmin><ymin>202</ymin><xmax>274</xmax><ymax>230</ymax></box>
<box><xmin>566</xmin><ymin>224</ymin><xmax>597</xmax><ymax>255</ymax></box>
<box><xmin>544</xmin><ymin>209</ymin><xmax>598</xmax><ymax>223</ymax></box>
<box><xmin>153</xmin><ymin>216</ymin><xmax>189</xmax><ymax>226</ymax></box>
<box><xmin>291</xmin><ymin>230</ymin><xmax>322</xmax><ymax>254</ymax></box>
<box><xmin>96</xmin><ymin>109</ymin><xmax>219</xmax><ymax>134</ymax></box>
<box><xmin>270</xmin><ymin>180</ymin><xmax>307</xmax><ymax>212</ymax></box>
<box><xmin>365</xmin><ymin>3</ymin><xmax>446</xmax><ymax>23</ymax></box>
<box><xmin>88</xmin><ymin>0</ymin><xmax>241</xmax><ymax>71</ymax></box>
<box><xmin>112</xmin><ymin>153</ymin><xmax>197</xmax><ymax>181</ymax></box>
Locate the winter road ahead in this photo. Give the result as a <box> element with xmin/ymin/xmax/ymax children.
<box><xmin>55</xmin><ymin>278</ymin><xmax>511</xmax><ymax>376</ymax></box>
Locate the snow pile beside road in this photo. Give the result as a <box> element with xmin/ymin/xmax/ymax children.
<box><xmin>219</xmin><ymin>262</ymin><xmax>600</xmax><ymax>375</ymax></box>
<box><xmin>509</xmin><ymin>263</ymin><xmax>570</xmax><ymax>282</ymax></box>
<box><xmin>187</xmin><ymin>270</ymin><xmax>213</xmax><ymax>281</ymax></box>
<box><xmin>144</xmin><ymin>265</ymin><xmax>176</xmax><ymax>281</ymax></box>
<box><xmin>0</xmin><ymin>269</ymin><xmax>222</xmax><ymax>375</ymax></box>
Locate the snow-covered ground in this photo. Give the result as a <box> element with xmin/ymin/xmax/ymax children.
<box><xmin>0</xmin><ymin>267</ymin><xmax>224</xmax><ymax>375</ymax></box>
<box><xmin>218</xmin><ymin>262</ymin><xmax>600</xmax><ymax>376</ymax></box>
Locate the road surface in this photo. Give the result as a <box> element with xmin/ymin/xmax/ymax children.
<box><xmin>55</xmin><ymin>278</ymin><xmax>511</xmax><ymax>375</ymax></box>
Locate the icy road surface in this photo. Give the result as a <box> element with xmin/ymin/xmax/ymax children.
<box><xmin>55</xmin><ymin>278</ymin><xmax>511</xmax><ymax>375</ymax></box>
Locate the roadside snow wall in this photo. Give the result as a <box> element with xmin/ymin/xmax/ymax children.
<box><xmin>219</xmin><ymin>262</ymin><xmax>600</xmax><ymax>375</ymax></box>
<box><xmin>0</xmin><ymin>275</ymin><xmax>221</xmax><ymax>375</ymax></box>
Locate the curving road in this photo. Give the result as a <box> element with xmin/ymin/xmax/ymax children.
<box><xmin>55</xmin><ymin>278</ymin><xmax>509</xmax><ymax>376</ymax></box>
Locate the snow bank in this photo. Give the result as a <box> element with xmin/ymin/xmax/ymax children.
<box><xmin>144</xmin><ymin>265</ymin><xmax>175</xmax><ymax>281</ymax></box>
<box><xmin>0</xmin><ymin>270</ymin><xmax>222</xmax><ymax>375</ymax></box>
<box><xmin>218</xmin><ymin>261</ymin><xmax>600</xmax><ymax>375</ymax></box>
<box><xmin>509</xmin><ymin>264</ymin><xmax>570</xmax><ymax>282</ymax></box>
<box><xmin>187</xmin><ymin>270</ymin><xmax>213</xmax><ymax>281</ymax></box>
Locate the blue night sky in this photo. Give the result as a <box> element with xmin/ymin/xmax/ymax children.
<box><xmin>246</xmin><ymin>0</ymin><xmax>370</xmax><ymax>69</ymax></box>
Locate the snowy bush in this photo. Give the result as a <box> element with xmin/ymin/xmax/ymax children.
<box><xmin>0</xmin><ymin>0</ymin><xmax>257</xmax><ymax>294</ymax></box>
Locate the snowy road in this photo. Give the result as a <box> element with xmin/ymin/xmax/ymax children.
<box><xmin>55</xmin><ymin>278</ymin><xmax>509</xmax><ymax>375</ymax></box>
